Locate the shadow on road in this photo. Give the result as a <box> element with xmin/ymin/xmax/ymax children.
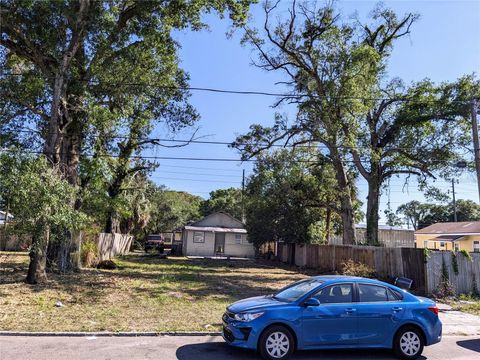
<box><xmin>175</xmin><ymin>341</ymin><xmax>422</xmax><ymax>360</ymax></box>
<box><xmin>456</xmin><ymin>338</ymin><xmax>480</xmax><ymax>352</ymax></box>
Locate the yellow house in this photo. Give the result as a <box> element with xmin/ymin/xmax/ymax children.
<box><xmin>415</xmin><ymin>221</ymin><xmax>480</xmax><ymax>252</ymax></box>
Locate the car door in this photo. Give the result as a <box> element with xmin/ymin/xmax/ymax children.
<box><xmin>356</xmin><ymin>283</ymin><xmax>406</xmax><ymax>346</ymax></box>
<box><xmin>302</xmin><ymin>283</ymin><xmax>358</xmax><ymax>347</ymax></box>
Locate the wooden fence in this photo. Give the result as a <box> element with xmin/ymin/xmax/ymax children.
<box><xmin>0</xmin><ymin>232</ymin><xmax>31</xmax><ymax>251</ymax></box>
<box><xmin>276</xmin><ymin>243</ymin><xmax>480</xmax><ymax>296</ymax></box>
<box><xmin>277</xmin><ymin>243</ymin><xmax>426</xmax><ymax>294</ymax></box>
<box><xmin>96</xmin><ymin>233</ymin><xmax>133</xmax><ymax>261</ymax></box>
<box><xmin>425</xmin><ymin>251</ymin><xmax>480</xmax><ymax>295</ymax></box>
<box><xmin>329</xmin><ymin>227</ymin><xmax>415</xmax><ymax>248</ymax></box>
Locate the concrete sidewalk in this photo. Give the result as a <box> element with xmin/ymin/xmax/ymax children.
<box><xmin>440</xmin><ymin>310</ymin><xmax>480</xmax><ymax>336</ymax></box>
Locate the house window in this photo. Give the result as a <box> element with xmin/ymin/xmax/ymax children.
<box><xmin>440</xmin><ymin>242</ymin><xmax>445</xmax><ymax>248</ymax></box>
<box><xmin>474</xmin><ymin>241</ymin><xmax>480</xmax><ymax>253</ymax></box>
<box><xmin>193</xmin><ymin>231</ymin><xmax>205</xmax><ymax>243</ymax></box>
<box><xmin>454</xmin><ymin>243</ymin><xmax>459</xmax><ymax>252</ymax></box>
<box><xmin>424</xmin><ymin>241</ymin><xmax>429</xmax><ymax>249</ymax></box>
<box><xmin>235</xmin><ymin>234</ymin><xmax>242</xmax><ymax>244</ymax></box>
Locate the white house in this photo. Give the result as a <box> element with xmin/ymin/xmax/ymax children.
<box><xmin>181</xmin><ymin>212</ymin><xmax>255</xmax><ymax>258</ymax></box>
<box><xmin>0</xmin><ymin>211</ymin><xmax>13</xmax><ymax>225</ymax></box>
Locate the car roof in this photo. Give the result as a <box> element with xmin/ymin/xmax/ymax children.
<box><xmin>311</xmin><ymin>275</ymin><xmax>385</xmax><ymax>285</ymax></box>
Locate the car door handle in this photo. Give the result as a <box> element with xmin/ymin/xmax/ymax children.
<box><xmin>392</xmin><ymin>307</ymin><xmax>403</xmax><ymax>312</ymax></box>
<box><xmin>345</xmin><ymin>308</ymin><xmax>356</xmax><ymax>313</ymax></box>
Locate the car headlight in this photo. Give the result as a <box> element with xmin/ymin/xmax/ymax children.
<box><xmin>234</xmin><ymin>312</ymin><xmax>264</xmax><ymax>322</ymax></box>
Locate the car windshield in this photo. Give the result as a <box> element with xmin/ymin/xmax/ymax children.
<box><xmin>273</xmin><ymin>279</ymin><xmax>323</xmax><ymax>302</ymax></box>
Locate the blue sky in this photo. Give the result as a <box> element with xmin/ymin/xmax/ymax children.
<box><xmin>149</xmin><ymin>0</ymin><xmax>480</xmax><ymax>226</ymax></box>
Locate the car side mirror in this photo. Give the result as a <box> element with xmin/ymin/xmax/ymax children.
<box><xmin>303</xmin><ymin>298</ymin><xmax>320</xmax><ymax>307</ymax></box>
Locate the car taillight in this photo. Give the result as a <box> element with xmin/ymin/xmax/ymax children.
<box><xmin>428</xmin><ymin>306</ymin><xmax>439</xmax><ymax>315</ymax></box>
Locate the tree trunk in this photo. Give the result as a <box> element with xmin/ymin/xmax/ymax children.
<box><xmin>366</xmin><ymin>163</ymin><xmax>382</xmax><ymax>245</ymax></box>
<box><xmin>324</xmin><ymin>208</ymin><xmax>331</xmax><ymax>244</ymax></box>
<box><xmin>26</xmin><ymin>227</ymin><xmax>49</xmax><ymax>284</ymax></box>
<box><xmin>331</xmin><ymin>155</ymin><xmax>356</xmax><ymax>245</ymax></box>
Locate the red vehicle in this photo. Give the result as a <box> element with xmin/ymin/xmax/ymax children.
<box><xmin>144</xmin><ymin>234</ymin><xmax>173</xmax><ymax>253</ymax></box>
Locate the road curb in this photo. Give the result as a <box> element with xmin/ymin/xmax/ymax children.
<box><xmin>0</xmin><ymin>331</ymin><xmax>222</xmax><ymax>337</ymax></box>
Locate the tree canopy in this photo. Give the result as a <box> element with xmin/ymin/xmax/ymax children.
<box><xmin>201</xmin><ymin>187</ymin><xmax>244</xmax><ymax>220</ymax></box>
<box><xmin>0</xmin><ymin>0</ymin><xmax>254</xmax><ymax>282</ymax></box>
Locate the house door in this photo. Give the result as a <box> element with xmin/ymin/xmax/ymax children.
<box><xmin>215</xmin><ymin>233</ymin><xmax>225</xmax><ymax>255</ymax></box>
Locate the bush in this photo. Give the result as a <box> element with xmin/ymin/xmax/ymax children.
<box><xmin>340</xmin><ymin>259</ymin><xmax>375</xmax><ymax>278</ymax></box>
<box><xmin>459</xmin><ymin>249</ymin><xmax>473</xmax><ymax>262</ymax></box>
<box><xmin>81</xmin><ymin>239</ymin><xmax>98</xmax><ymax>268</ymax></box>
<box><xmin>433</xmin><ymin>257</ymin><xmax>455</xmax><ymax>299</ymax></box>
<box><xmin>97</xmin><ymin>259</ymin><xmax>117</xmax><ymax>270</ymax></box>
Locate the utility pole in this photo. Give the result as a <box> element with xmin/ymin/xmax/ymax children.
<box><xmin>451</xmin><ymin>179</ymin><xmax>457</xmax><ymax>222</ymax></box>
<box><xmin>471</xmin><ymin>99</ymin><xmax>480</xmax><ymax>202</ymax></box>
<box><xmin>241</xmin><ymin>169</ymin><xmax>245</xmax><ymax>223</ymax></box>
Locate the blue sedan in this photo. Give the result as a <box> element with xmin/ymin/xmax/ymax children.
<box><xmin>222</xmin><ymin>276</ymin><xmax>441</xmax><ymax>360</ymax></box>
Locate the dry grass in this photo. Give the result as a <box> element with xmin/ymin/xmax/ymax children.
<box><xmin>0</xmin><ymin>251</ymin><xmax>308</xmax><ymax>332</ymax></box>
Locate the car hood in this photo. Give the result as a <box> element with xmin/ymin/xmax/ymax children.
<box><xmin>228</xmin><ymin>295</ymin><xmax>287</xmax><ymax>313</ymax></box>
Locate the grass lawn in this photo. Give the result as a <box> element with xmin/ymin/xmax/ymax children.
<box><xmin>0</xmin><ymin>251</ymin><xmax>308</xmax><ymax>332</ymax></box>
<box><xmin>447</xmin><ymin>295</ymin><xmax>480</xmax><ymax>316</ymax></box>
<box><xmin>453</xmin><ymin>302</ymin><xmax>480</xmax><ymax>315</ymax></box>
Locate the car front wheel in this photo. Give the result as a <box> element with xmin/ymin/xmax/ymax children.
<box><xmin>394</xmin><ymin>326</ymin><xmax>425</xmax><ymax>360</ymax></box>
<box><xmin>258</xmin><ymin>325</ymin><xmax>294</xmax><ymax>360</ymax></box>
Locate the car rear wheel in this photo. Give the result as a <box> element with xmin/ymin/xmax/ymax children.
<box><xmin>259</xmin><ymin>325</ymin><xmax>294</xmax><ymax>360</ymax></box>
<box><xmin>394</xmin><ymin>326</ymin><xmax>424</xmax><ymax>360</ymax></box>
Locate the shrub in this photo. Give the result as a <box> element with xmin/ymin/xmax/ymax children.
<box><xmin>451</xmin><ymin>251</ymin><xmax>459</xmax><ymax>275</ymax></box>
<box><xmin>433</xmin><ymin>257</ymin><xmax>455</xmax><ymax>299</ymax></box>
<box><xmin>81</xmin><ymin>239</ymin><xmax>98</xmax><ymax>268</ymax></box>
<box><xmin>459</xmin><ymin>249</ymin><xmax>473</xmax><ymax>262</ymax></box>
<box><xmin>97</xmin><ymin>259</ymin><xmax>117</xmax><ymax>270</ymax></box>
<box><xmin>340</xmin><ymin>259</ymin><xmax>375</xmax><ymax>278</ymax></box>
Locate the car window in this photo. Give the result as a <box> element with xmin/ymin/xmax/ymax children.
<box><xmin>358</xmin><ymin>284</ymin><xmax>394</xmax><ymax>302</ymax></box>
<box><xmin>273</xmin><ymin>279</ymin><xmax>323</xmax><ymax>302</ymax></box>
<box><xmin>313</xmin><ymin>284</ymin><xmax>353</xmax><ymax>304</ymax></box>
<box><xmin>387</xmin><ymin>288</ymin><xmax>403</xmax><ymax>301</ymax></box>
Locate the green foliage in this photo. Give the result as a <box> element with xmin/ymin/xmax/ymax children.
<box><xmin>451</xmin><ymin>251</ymin><xmax>459</xmax><ymax>275</ymax></box>
<box><xmin>131</xmin><ymin>181</ymin><xmax>202</xmax><ymax>241</ymax></box>
<box><xmin>244</xmin><ymin>148</ymin><xmax>356</xmax><ymax>246</ymax></box>
<box><xmin>201</xmin><ymin>188</ymin><xmax>243</xmax><ymax>220</ymax></box>
<box><xmin>0</xmin><ymin>0</ymin><xmax>254</xmax><ymax>232</ymax></box>
<box><xmin>423</xmin><ymin>248</ymin><xmax>432</xmax><ymax>261</ymax></box>
<box><xmin>433</xmin><ymin>256</ymin><xmax>455</xmax><ymax>299</ymax></box>
<box><xmin>472</xmin><ymin>275</ymin><xmax>480</xmax><ymax>298</ymax></box>
<box><xmin>442</xmin><ymin>257</ymin><xmax>450</xmax><ymax>282</ymax></box>
<box><xmin>0</xmin><ymin>151</ymin><xmax>87</xmax><ymax>237</ymax></box>
<box><xmin>459</xmin><ymin>249</ymin><xmax>473</xmax><ymax>262</ymax></box>
<box><xmin>384</xmin><ymin>207</ymin><xmax>404</xmax><ymax>227</ymax></box>
<box><xmin>81</xmin><ymin>240</ymin><xmax>98</xmax><ymax>268</ymax></box>
<box><xmin>397</xmin><ymin>199</ymin><xmax>480</xmax><ymax>230</ymax></box>
<box><xmin>340</xmin><ymin>259</ymin><xmax>376</xmax><ymax>278</ymax></box>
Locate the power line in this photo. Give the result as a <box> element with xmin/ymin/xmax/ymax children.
<box><xmin>8</xmin><ymin>127</ymin><xmax>476</xmax><ymax>158</ymax></box>
<box><xmin>0</xmin><ymin>147</ymin><xmax>472</xmax><ymax>166</ymax></box>
<box><xmin>2</xmin><ymin>72</ymin><xmax>476</xmax><ymax>104</ymax></box>
<box><xmin>151</xmin><ymin>176</ymin><xmax>241</xmax><ymax>184</ymax></box>
<box><xmin>157</xmin><ymin>170</ymin><xmax>241</xmax><ymax>178</ymax></box>
<box><xmin>158</xmin><ymin>164</ymin><xmax>247</xmax><ymax>172</ymax></box>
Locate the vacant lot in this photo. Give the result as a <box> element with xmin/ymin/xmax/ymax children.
<box><xmin>0</xmin><ymin>252</ymin><xmax>308</xmax><ymax>332</ymax></box>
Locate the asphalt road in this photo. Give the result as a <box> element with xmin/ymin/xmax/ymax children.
<box><xmin>0</xmin><ymin>335</ymin><xmax>479</xmax><ymax>360</ymax></box>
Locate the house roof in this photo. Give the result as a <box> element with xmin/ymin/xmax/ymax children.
<box><xmin>184</xmin><ymin>226</ymin><xmax>247</xmax><ymax>233</ymax></box>
<box><xmin>356</xmin><ymin>224</ymin><xmax>413</xmax><ymax>232</ymax></box>
<box><xmin>190</xmin><ymin>211</ymin><xmax>244</xmax><ymax>227</ymax></box>
<box><xmin>415</xmin><ymin>221</ymin><xmax>480</xmax><ymax>235</ymax></box>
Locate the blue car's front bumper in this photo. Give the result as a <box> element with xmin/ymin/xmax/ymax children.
<box><xmin>222</xmin><ymin>312</ymin><xmax>261</xmax><ymax>350</ymax></box>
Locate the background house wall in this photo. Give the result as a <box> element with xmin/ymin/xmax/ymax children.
<box><xmin>223</xmin><ymin>233</ymin><xmax>255</xmax><ymax>257</ymax></box>
<box><xmin>184</xmin><ymin>230</ymin><xmax>215</xmax><ymax>256</ymax></box>
<box><xmin>415</xmin><ymin>234</ymin><xmax>479</xmax><ymax>252</ymax></box>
